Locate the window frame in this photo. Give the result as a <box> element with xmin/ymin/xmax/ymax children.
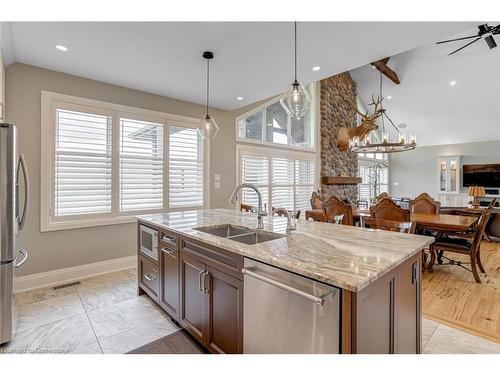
<box><xmin>235</xmin><ymin>83</ymin><xmax>317</xmax><ymax>152</ymax></box>
<box><xmin>41</xmin><ymin>91</ymin><xmax>210</xmax><ymax>232</ymax></box>
<box><xmin>235</xmin><ymin>144</ymin><xmax>319</xmax><ymax>214</ymax></box>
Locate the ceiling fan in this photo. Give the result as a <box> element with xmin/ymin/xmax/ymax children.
<box><xmin>436</xmin><ymin>23</ymin><xmax>499</xmax><ymax>55</ymax></box>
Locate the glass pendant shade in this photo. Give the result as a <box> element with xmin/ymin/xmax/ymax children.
<box><xmin>197</xmin><ymin>114</ymin><xmax>219</xmax><ymax>139</ymax></box>
<box><xmin>280</xmin><ymin>80</ymin><xmax>313</xmax><ymax>119</ymax></box>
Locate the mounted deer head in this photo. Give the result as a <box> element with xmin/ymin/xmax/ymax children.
<box><xmin>338</xmin><ymin>95</ymin><xmax>385</xmax><ymax>151</ymax></box>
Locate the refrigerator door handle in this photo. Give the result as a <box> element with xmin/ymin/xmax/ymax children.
<box><xmin>17</xmin><ymin>153</ymin><xmax>30</xmax><ymax>230</ymax></box>
<box><xmin>14</xmin><ymin>249</ymin><xmax>28</xmax><ymax>268</ymax></box>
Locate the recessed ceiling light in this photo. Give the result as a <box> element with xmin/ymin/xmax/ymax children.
<box><xmin>449</xmin><ymin>80</ymin><xmax>457</xmax><ymax>86</ymax></box>
<box><xmin>387</xmin><ymin>95</ymin><xmax>392</xmax><ymax>100</ymax></box>
<box><xmin>55</xmin><ymin>45</ymin><xmax>68</xmax><ymax>52</ymax></box>
<box><xmin>398</xmin><ymin>123</ymin><xmax>408</xmax><ymax>129</ymax></box>
<box><xmin>237</xmin><ymin>97</ymin><xmax>244</xmax><ymax>101</ymax></box>
<box><xmin>312</xmin><ymin>66</ymin><xmax>321</xmax><ymax>71</ymax></box>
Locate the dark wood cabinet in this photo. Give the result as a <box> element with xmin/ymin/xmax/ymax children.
<box><xmin>206</xmin><ymin>266</ymin><xmax>243</xmax><ymax>354</ymax></box>
<box><xmin>160</xmin><ymin>246</ymin><xmax>179</xmax><ymax>321</ymax></box>
<box><xmin>343</xmin><ymin>252</ymin><xmax>422</xmax><ymax>354</ymax></box>
<box><xmin>180</xmin><ymin>254</ymin><xmax>207</xmax><ymax>343</ymax></box>
<box><xmin>138</xmin><ymin>255</ymin><xmax>160</xmax><ymax>303</ymax></box>
<box><xmin>179</xmin><ymin>238</ymin><xmax>244</xmax><ymax>354</ymax></box>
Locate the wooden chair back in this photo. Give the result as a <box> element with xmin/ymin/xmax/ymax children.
<box><xmin>375</xmin><ymin>192</ymin><xmax>391</xmax><ymax>203</ymax></box>
<box><xmin>272</xmin><ymin>207</ymin><xmax>301</xmax><ymax>220</ymax></box>
<box><xmin>361</xmin><ymin>217</ymin><xmax>416</xmax><ymax>234</ymax></box>
<box><xmin>240</xmin><ymin>204</ymin><xmax>256</xmax><ymax>213</ymax></box>
<box><xmin>471</xmin><ymin>199</ymin><xmax>496</xmax><ymax>255</ymax></box>
<box><xmin>410</xmin><ymin>193</ymin><xmax>441</xmax><ymax>214</ymax></box>
<box><xmin>310</xmin><ymin>191</ymin><xmax>323</xmax><ymax>209</ymax></box>
<box><xmin>323</xmin><ymin>195</ymin><xmax>354</xmax><ymax>225</ymax></box>
<box><xmin>370</xmin><ymin>197</ymin><xmax>411</xmax><ymax>221</ymax></box>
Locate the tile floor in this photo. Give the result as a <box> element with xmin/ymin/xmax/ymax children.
<box><xmin>2</xmin><ymin>268</ymin><xmax>179</xmax><ymax>354</ymax></box>
<box><xmin>1</xmin><ymin>268</ymin><xmax>499</xmax><ymax>354</ymax></box>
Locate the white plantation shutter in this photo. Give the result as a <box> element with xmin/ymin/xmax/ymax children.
<box><xmin>54</xmin><ymin>108</ymin><xmax>112</xmax><ymax>216</ymax></box>
<box><xmin>239</xmin><ymin>149</ymin><xmax>316</xmax><ymax>213</ymax></box>
<box><xmin>358</xmin><ymin>164</ymin><xmax>371</xmax><ymax>202</ymax></box>
<box><xmin>295</xmin><ymin>159</ymin><xmax>315</xmax><ymax>212</ymax></box>
<box><xmin>272</xmin><ymin>158</ymin><xmax>294</xmax><ymax>210</ymax></box>
<box><xmin>119</xmin><ymin>118</ymin><xmax>163</xmax><ymax>212</ymax></box>
<box><xmin>169</xmin><ymin>127</ymin><xmax>204</xmax><ymax>208</ymax></box>
<box><xmin>240</xmin><ymin>155</ymin><xmax>269</xmax><ymax>208</ymax></box>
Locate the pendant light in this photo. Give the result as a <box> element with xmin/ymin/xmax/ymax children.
<box><xmin>197</xmin><ymin>51</ymin><xmax>219</xmax><ymax>139</ymax></box>
<box><xmin>280</xmin><ymin>22</ymin><xmax>312</xmax><ymax>119</ymax></box>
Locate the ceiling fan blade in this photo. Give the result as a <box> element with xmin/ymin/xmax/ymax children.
<box><xmin>448</xmin><ymin>37</ymin><xmax>482</xmax><ymax>55</ymax></box>
<box><xmin>436</xmin><ymin>34</ymin><xmax>479</xmax><ymax>44</ymax></box>
<box><xmin>485</xmin><ymin>35</ymin><xmax>497</xmax><ymax>49</ymax></box>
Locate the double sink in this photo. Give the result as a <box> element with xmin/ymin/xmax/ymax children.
<box><xmin>194</xmin><ymin>224</ymin><xmax>285</xmax><ymax>245</ymax></box>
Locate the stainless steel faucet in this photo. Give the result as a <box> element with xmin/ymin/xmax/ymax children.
<box><xmin>272</xmin><ymin>207</ymin><xmax>296</xmax><ymax>234</ymax></box>
<box><xmin>229</xmin><ymin>183</ymin><xmax>267</xmax><ymax>230</ymax></box>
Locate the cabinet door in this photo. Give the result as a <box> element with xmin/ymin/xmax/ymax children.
<box><xmin>180</xmin><ymin>254</ymin><xmax>206</xmax><ymax>343</ymax></box>
<box><xmin>205</xmin><ymin>266</ymin><xmax>243</xmax><ymax>354</ymax></box>
<box><xmin>160</xmin><ymin>247</ymin><xmax>179</xmax><ymax>321</ymax></box>
<box><xmin>396</xmin><ymin>258</ymin><xmax>421</xmax><ymax>354</ymax></box>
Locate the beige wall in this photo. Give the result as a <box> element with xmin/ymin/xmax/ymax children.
<box><xmin>6</xmin><ymin>63</ymin><xmax>238</xmax><ymax>276</ymax></box>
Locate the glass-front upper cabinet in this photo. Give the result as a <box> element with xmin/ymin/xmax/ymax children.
<box><xmin>437</xmin><ymin>156</ymin><xmax>461</xmax><ymax>194</ymax></box>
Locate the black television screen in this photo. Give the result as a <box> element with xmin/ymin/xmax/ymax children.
<box><xmin>463</xmin><ymin>164</ymin><xmax>500</xmax><ymax>188</ymax></box>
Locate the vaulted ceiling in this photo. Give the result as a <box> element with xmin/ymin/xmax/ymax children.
<box><xmin>2</xmin><ymin>22</ymin><xmax>474</xmax><ymax>111</ymax></box>
<box><xmin>351</xmin><ymin>26</ymin><xmax>500</xmax><ymax>147</ymax></box>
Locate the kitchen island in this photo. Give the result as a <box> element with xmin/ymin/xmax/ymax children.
<box><xmin>136</xmin><ymin>209</ymin><xmax>434</xmax><ymax>354</ymax></box>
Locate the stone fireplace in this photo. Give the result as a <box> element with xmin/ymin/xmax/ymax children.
<box><xmin>319</xmin><ymin>72</ymin><xmax>359</xmax><ymax>204</ymax></box>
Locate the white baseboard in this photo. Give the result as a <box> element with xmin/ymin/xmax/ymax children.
<box><xmin>14</xmin><ymin>255</ymin><xmax>137</xmax><ymax>292</ymax></box>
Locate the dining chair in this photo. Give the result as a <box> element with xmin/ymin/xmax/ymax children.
<box><xmin>375</xmin><ymin>192</ymin><xmax>391</xmax><ymax>204</ymax></box>
<box><xmin>429</xmin><ymin>198</ymin><xmax>496</xmax><ymax>283</ymax></box>
<box><xmin>323</xmin><ymin>195</ymin><xmax>354</xmax><ymax>225</ymax></box>
<box><xmin>240</xmin><ymin>203</ymin><xmax>256</xmax><ymax>213</ymax></box>
<box><xmin>369</xmin><ymin>197</ymin><xmax>411</xmax><ymax>221</ymax></box>
<box><xmin>310</xmin><ymin>191</ymin><xmax>323</xmax><ymax>209</ymax></box>
<box><xmin>361</xmin><ymin>217</ymin><xmax>416</xmax><ymax>234</ymax></box>
<box><xmin>272</xmin><ymin>207</ymin><xmax>301</xmax><ymax>220</ymax></box>
<box><xmin>410</xmin><ymin>193</ymin><xmax>441</xmax><ymax>214</ymax></box>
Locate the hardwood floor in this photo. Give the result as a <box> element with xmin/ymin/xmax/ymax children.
<box><xmin>422</xmin><ymin>240</ymin><xmax>500</xmax><ymax>343</ymax></box>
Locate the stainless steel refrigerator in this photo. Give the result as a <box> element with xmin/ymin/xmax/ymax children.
<box><xmin>0</xmin><ymin>123</ymin><xmax>29</xmax><ymax>345</ymax></box>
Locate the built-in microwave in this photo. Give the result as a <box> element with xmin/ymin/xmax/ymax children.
<box><xmin>139</xmin><ymin>224</ymin><xmax>159</xmax><ymax>261</ymax></box>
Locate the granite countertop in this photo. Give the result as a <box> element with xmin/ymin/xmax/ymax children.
<box><xmin>137</xmin><ymin>209</ymin><xmax>434</xmax><ymax>292</ymax></box>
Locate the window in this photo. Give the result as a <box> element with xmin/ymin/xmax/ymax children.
<box><xmin>237</xmin><ymin>146</ymin><xmax>316</xmax><ymax>213</ymax></box>
<box><xmin>119</xmin><ymin>118</ymin><xmax>164</xmax><ymax>212</ymax></box>
<box><xmin>41</xmin><ymin>92</ymin><xmax>208</xmax><ymax>231</ymax></box>
<box><xmin>169</xmin><ymin>127</ymin><xmax>204</xmax><ymax>208</ymax></box>
<box><xmin>358</xmin><ymin>153</ymin><xmax>389</xmax><ymax>203</ymax></box>
<box><xmin>54</xmin><ymin>108</ymin><xmax>112</xmax><ymax>216</ymax></box>
<box><xmin>236</xmin><ymin>83</ymin><xmax>316</xmax><ymax>150</ymax></box>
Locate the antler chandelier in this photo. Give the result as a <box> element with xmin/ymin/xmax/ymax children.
<box><xmin>349</xmin><ymin>72</ymin><xmax>416</xmax><ymax>153</ymax></box>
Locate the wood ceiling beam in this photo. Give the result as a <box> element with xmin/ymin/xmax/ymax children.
<box><xmin>370</xmin><ymin>57</ymin><xmax>400</xmax><ymax>85</ymax></box>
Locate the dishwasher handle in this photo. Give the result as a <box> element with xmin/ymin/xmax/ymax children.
<box><xmin>242</xmin><ymin>267</ymin><xmax>326</xmax><ymax>306</ymax></box>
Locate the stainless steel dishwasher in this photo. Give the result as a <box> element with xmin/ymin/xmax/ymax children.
<box><xmin>242</xmin><ymin>258</ymin><xmax>340</xmax><ymax>354</ymax></box>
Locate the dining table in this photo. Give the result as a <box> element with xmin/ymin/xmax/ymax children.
<box><xmin>352</xmin><ymin>209</ymin><xmax>479</xmax><ymax>233</ymax></box>
<box><xmin>305</xmin><ymin>207</ymin><xmax>479</xmax><ymax>233</ymax></box>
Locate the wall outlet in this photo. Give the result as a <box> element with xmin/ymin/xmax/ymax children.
<box><xmin>393</xmin><ymin>182</ymin><xmax>399</xmax><ymax>186</ymax></box>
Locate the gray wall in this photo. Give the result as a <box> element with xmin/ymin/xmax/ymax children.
<box><xmin>389</xmin><ymin>140</ymin><xmax>500</xmax><ymax>198</ymax></box>
<box><xmin>6</xmin><ymin>63</ymin><xmax>238</xmax><ymax>276</ymax></box>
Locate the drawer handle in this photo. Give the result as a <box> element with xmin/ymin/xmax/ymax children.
<box><xmin>161</xmin><ymin>247</ymin><xmax>176</xmax><ymax>255</ymax></box>
<box><xmin>162</xmin><ymin>234</ymin><xmax>177</xmax><ymax>245</ymax></box>
<box><xmin>144</xmin><ymin>273</ymin><xmax>157</xmax><ymax>282</ymax></box>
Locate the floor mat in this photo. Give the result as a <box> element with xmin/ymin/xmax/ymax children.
<box><xmin>127</xmin><ymin>330</ymin><xmax>207</xmax><ymax>354</ymax></box>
